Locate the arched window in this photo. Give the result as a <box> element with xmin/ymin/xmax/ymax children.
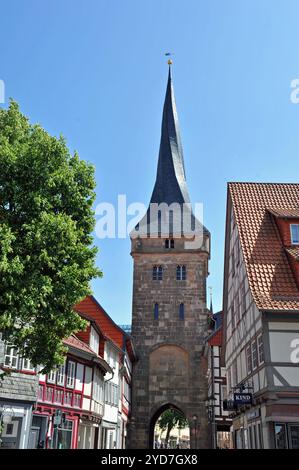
<box><xmin>176</xmin><ymin>265</ymin><xmax>186</xmax><ymax>281</ymax></box>
<box><xmin>165</xmin><ymin>239</ymin><xmax>169</xmax><ymax>249</ymax></box>
<box><xmin>179</xmin><ymin>303</ymin><xmax>185</xmax><ymax>320</ymax></box>
<box><xmin>170</xmin><ymin>239</ymin><xmax>174</xmax><ymax>249</ymax></box>
<box><xmin>153</xmin><ymin>266</ymin><xmax>163</xmax><ymax>281</ymax></box>
<box><xmin>154</xmin><ymin>303</ymin><xmax>159</xmax><ymax>320</ymax></box>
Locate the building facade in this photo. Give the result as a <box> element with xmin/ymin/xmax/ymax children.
<box><xmin>128</xmin><ymin>66</ymin><xmax>211</xmax><ymax>449</ymax></box>
<box><xmin>33</xmin><ymin>320</ymin><xmax>111</xmax><ymax>449</ymax></box>
<box><xmin>75</xmin><ymin>295</ymin><xmax>135</xmax><ymax>449</ymax></box>
<box><xmin>222</xmin><ymin>182</ymin><xmax>299</xmax><ymax>449</ymax></box>
<box><xmin>0</xmin><ymin>336</ymin><xmax>38</xmax><ymax>449</ymax></box>
<box><xmin>206</xmin><ymin>312</ymin><xmax>232</xmax><ymax>449</ymax></box>
<box><xmin>0</xmin><ymin>295</ymin><xmax>134</xmax><ymax>449</ymax></box>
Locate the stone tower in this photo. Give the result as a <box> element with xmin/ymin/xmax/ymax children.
<box><xmin>128</xmin><ymin>65</ymin><xmax>210</xmax><ymax>449</ymax></box>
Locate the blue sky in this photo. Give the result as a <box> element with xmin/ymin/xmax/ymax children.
<box><xmin>1</xmin><ymin>0</ymin><xmax>299</xmax><ymax>324</ymax></box>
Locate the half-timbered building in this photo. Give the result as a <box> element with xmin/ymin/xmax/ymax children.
<box><xmin>222</xmin><ymin>182</ymin><xmax>299</xmax><ymax>449</ymax></box>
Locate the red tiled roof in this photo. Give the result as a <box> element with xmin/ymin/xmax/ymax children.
<box><xmin>208</xmin><ymin>327</ymin><xmax>222</xmax><ymax>346</ymax></box>
<box><xmin>285</xmin><ymin>246</ymin><xmax>299</xmax><ymax>261</ymax></box>
<box><xmin>229</xmin><ymin>182</ymin><xmax>299</xmax><ymax>311</ymax></box>
<box><xmin>74</xmin><ymin>296</ymin><xmax>125</xmax><ymax>350</ymax></box>
<box><xmin>267</xmin><ymin>208</ymin><xmax>299</xmax><ymax>219</ymax></box>
<box><xmin>63</xmin><ymin>334</ymin><xmax>97</xmax><ymax>356</ymax></box>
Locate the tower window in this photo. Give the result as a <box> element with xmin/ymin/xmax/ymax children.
<box><xmin>153</xmin><ymin>265</ymin><xmax>163</xmax><ymax>281</ymax></box>
<box><xmin>154</xmin><ymin>303</ymin><xmax>159</xmax><ymax>320</ymax></box>
<box><xmin>179</xmin><ymin>303</ymin><xmax>185</xmax><ymax>320</ymax></box>
<box><xmin>290</xmin><ymin>224</ymin><xmax>299</xmax><ymax>245</ymax></box>
<box><xmin>176</xmin><ymin>265</ymin><xmax>186</xmax><ymax>280</ymax></box>
<box><xmin>165</xmin><ymin>239</ymin><xmax>175</xmax><ymax>249</ymax></box>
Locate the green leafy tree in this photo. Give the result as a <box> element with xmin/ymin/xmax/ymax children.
<box><xmin>157</xmin><ymin>409</ymin><xmax>189</xmax><ymax>445</ymax></box>
<box><xmin>0</xmin><ymin>100</ymin><xmax>102</xmax><ymax>371</ymax></box>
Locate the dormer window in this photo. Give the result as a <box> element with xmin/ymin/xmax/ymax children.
<box><xmin>90</xmin><ymin>325</ymin><xmax>99</xmax><ymax>354</ymax></box>
<box><xmin>290</xmin><ymin>224</ymin><xmax>299</xmax><ymax>245</ymax></box>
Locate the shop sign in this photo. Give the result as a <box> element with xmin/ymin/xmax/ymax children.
<box><xmin>234</xmin><ymin>393</ymin><xmax>252</xmax><ymax>405</ymax></box>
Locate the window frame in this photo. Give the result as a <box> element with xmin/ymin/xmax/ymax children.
<box><xmin>257</xmin><ymin>334</ymin><xmax>264</xmax><ymax>365</ymax></box>
<box><xmin>21</xmin><ymin>357</ymin><xmax>35</xmax><ymax>372</ymax></box>
<box><xmin>176</xmin><ymin>265</ymin><xmax>186</xmax><ymax>281</ymax></box>
<box><xmin>4</xmin><ymin>344</ymin><xmax>19</xmax><ymax>369</ymax></box>
<box><xmin>179</xmin><ymin>303</ymin><xmax>185</xmax><ymax>320</ymax></box>
<box><xmin>90</xmin><ymin>325</ymin><xmax>99</xmax><ymax>354</ymax></box>
<box><xmin>47</xmin><ymin>370</ymin><xmax>57</xmax><ymax>384</ymax></box>
<box><xmin>152</xmin><ymin>265</ymin><xmax>163</xmax><ymax>281</ymax></box>
<box><xmin>154</xmin><ymin>303</ymin><xmax>159</xmax><ymax>320</ymax></box>
<box><xmin>252</xmin><ymin>339</ymin><xmax>258</xmax><ymax>370</ymax></box>
<box><xmin>246</xmin><ymin>344</ymin><xmax>252</xmax><ymax>375</ymax></box>
<box><xmin>56</xmin><ymin>363</ymin><xmax>65</xmax><ymax>386</ymax></box>
<box><xmin>66</xmin><ymin>361</ymin><xmax>76</xmax><ymax>389</ymax></box>
<box><xmin>290</xmin><ymin>224</ymin><xmax>299</xmax><ymax>245</ymax></box>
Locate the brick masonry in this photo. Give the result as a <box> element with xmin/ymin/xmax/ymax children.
<box><xmin>127</xmin><ymin>235</ymin><xmax>211</xmax><ymax>449</ymax></box>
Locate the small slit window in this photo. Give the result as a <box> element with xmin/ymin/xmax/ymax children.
<box><xmin>176</xmin><ymin>265</ymin><xmax>186</xmax><ymax>280</ymax></box>
<box><xmin>154</xmin><ymin>303</ymin><xmax>159</xmax><ymax>320</ymax></box>
<box><xmin>179</xmin><ymin>303</ymin><xmax>185</xmax><ymax>320</ymax></box>
<box><xmin>153</xmin><ymin>266</ymin><xmax>163</xmax><ymax>280</ymax></box>
<box><xmin>165</xmin><ymin>239</ymin><xmax>174</xmax><ymax>249</ymax></box>
<box><xmin>290</xmin><ymin>224</ymin><xmax>299</xmax><ymax>245</ymax></box>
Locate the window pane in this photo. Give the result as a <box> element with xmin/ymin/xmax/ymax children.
<box><xmin>154</xmin><ymin>303</ymin><xmax>159</xmax><ymax>320</ymax></box>
<box><xmin>246</xmin><ymin>345</ymin><xmax>252</xmax><ymax>374</ymax></box>
<box><xmin>176</xmin><ymin>266</ymin><xmax>181</xmax><ymax>280</ymax></box>
<box><xmin>291</xmin><ymin>224</ymin><xmax>299</xmax><ymax>244</ymax></box>
<box><xmin>4</xmin><ymin>345</ymin><xmax>18</xmax><ymax>369</ymax></box>
<box><xmin>57</xmin><ymin>364</ymin><xmax>65</xmax><ymax>386</ymax></box>
<box><xmin>289</xmin><ymin>425</ymin><xmax>299</xmax><ymax>449</ymax></box>
<box><xmin>66</xmin><ymin>361</ymin><xmax>75</xmax><ymax>388</ymax></box>
<box><xmin>275</xmin><ymin>424</ymin><xmax>287</xmax><ymax>449</ymax></box>
<box><xmin>47</xmin><ymin>370</ymin><xmax>57</xmax><ymax>383</ymax></box>
<box><xmin>22</xmin><ymin>358</ymin><xmax>35</xmax><ymax>371</ymax></box>
<box><xmin>179</xmin><ymin>303</ymin><xmax>184</xmax><ymax>320</ymax></box>
<box><xmin>258</xmin><ymin>335</ymin><xmax>264</xmax><ymax>364</ymax></box>
<box><xmin>252</xmin><ymin>340</ymin><xmax>258</xmax><ymax>369</ymax></box>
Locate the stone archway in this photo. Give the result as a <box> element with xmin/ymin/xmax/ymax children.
<box><xmin>149</xmin><ymin>403</ymin><xmax>190</xmax><ymax>449</ymax></box>
<box><xmin>149</xmin><ymin>344</ymin><xmax>190</xmax><ymax>390</ymax></box>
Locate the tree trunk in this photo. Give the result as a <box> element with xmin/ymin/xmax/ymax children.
<box><xmin>165</xmin><ymin>424</ymin><xmax>172</xmax><ymax>445</ymax></box>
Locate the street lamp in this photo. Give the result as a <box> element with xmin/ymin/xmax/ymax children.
<box><xmin>205</xmin><ymin>396</ymin><xmax>216</xmax><ymax>449</ymax></box>
<box><xmin>192</xmin><ymin>414</ymin><xmax>198</xmax><ymax>449</ymax></box>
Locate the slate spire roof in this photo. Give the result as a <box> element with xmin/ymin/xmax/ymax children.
<box><xmin>132</xmin><ymin>66</ymin><xmax>209</xmax><ymax>246</ymax></box>
<box><xmin>150</xmin><ymin>65</ymin><xmax>191</xmax><ymax>206</ymax></box>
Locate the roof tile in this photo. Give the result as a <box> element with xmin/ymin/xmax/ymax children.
<box><xmin>229</xmin><ymin>183</ymin><xmax>299</xmax><ymax>311</ymax></box>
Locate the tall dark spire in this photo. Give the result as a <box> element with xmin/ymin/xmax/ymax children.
<box><xmin>150</xmin><ymin>65</ymin><xmax>190</xmax><ymax>206</ymax></box>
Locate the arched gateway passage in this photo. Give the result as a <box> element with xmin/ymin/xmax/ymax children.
<box><xmin>149</xmin><ymin>404</ymin><xmax>190</xmax><ymax>449</ymax></box>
